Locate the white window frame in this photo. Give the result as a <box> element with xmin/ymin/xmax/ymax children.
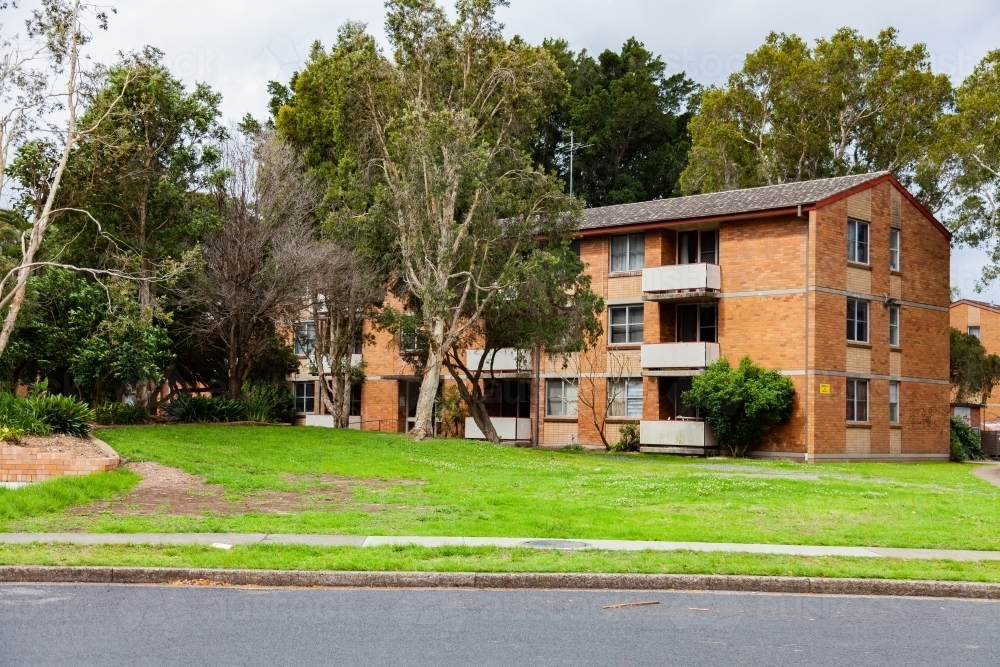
<box><xmin>847</xmin><ymin>298</ymin><xmax>869</xmax><ymax>343</ymax></box>
<box><xmin>294</xmin><ymin>321</ymin><xmax>316</xmax><ymax>356</ymax></box>
<box><xmin>848</xmin><ymin>219</ymin><xmax>869</xmax><ymax>264</ymax></box>
<box><xmin>546</xmin><ymin>379</ymin><xmax>578</xmax><ymax>417</ymax></box>
<box><xmin>846</xmin><ymin>378</ymin><xmax>868</xmax><ymax>422</ymax></box>
<box><xmin>294</xmin><ymin>381</ymin><xmax>316</xmax><ymax>414</ymax></box>
<box><xmin>889</xmin><ymin>228</ymin><xmax>900</xmax><ymax>271</ymax></box>
<box><xmin>608</xmin><ymin>378</ymin><xmax>643</xmax><ymax>418</ymax></box>
<box><xmin>889</xmin><ymin>305</ymin><xmax>900</xmax><ymax>347</ymax></box>
<box><xmin>889</xmin><ymin>381</ymin><xmax>900</xmax><ymax>424</ymax></box>
<box><xmin>609</xmin><ymin>305</ymin><xmax>644</xmax><ymax>344</ymax></box>
<box><xmin>969</xmin><ymin>326</ymin><xmax>981</xmax><ymax>339</ymax></box>
<box><xmin>400</xmin><ymin>314</ymin><xmax>422</xmax><ymax>352</ymax></box>
<box><xmin>610</xmin><ymin>233</ymin><xmax>645</xmax><ymax>272</ymax></box>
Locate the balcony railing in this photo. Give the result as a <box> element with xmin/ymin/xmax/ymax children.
<box><xmin>642</xmin><ymin>263</ymin><xmax>721</xmax><ymax>300</ymax></box>
<box><xmin>639</xmin><ymin>420</ymin><xmax>717</xmax><ymax>449</ymax></box>
<box><xmin>465</xmin><ymin>417</ymin><xmax>532</xmax><ymax>441</ymax></box>
<box><xmin>641</xmin><ymin>342</ymin><xmax>719</xmax><ymax>370</ymax></box>
<box><xmin>466</xmin><ymin>348</ymin><xmax>532</xmax><ymax>374</ymax></box>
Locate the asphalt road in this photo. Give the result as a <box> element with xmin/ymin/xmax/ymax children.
<box><xmin>2</xmin><ymin>584</ymin><xmax>998</xmax><ymax>666</ymax></box>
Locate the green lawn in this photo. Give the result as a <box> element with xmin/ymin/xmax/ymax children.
<box><xmin>3</xmin><ymin>424</ymin><xmax>994</xmax><ymax>552</ymax></box>
<box><xmin>3</xmin><ymin>543</ymin><xmax>1000</xmax><ymax>584</ymax></box>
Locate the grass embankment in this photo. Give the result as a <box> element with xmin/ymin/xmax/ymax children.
<box><xmin>0</xmin><ymin>471</ymin><xmax>137</xmax><ymax>523</ymax></box>
<box><xmin>3</xmin><ymin>543</ymin><xmax>1000</xmax><ymax>584</ymax></box>
<box><xmin>3</xmin><ymin>424</ymin><xmax>995</xmax><ymax>553</ymax></box>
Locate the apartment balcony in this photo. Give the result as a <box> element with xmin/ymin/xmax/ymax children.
<box><xmin>641</xmin><ymin>342</ymin><xmax>719</xmax><ymax>373</ymax></box>
<box><xmin>465</xmin><ymin>417</ymin><xmax>532</xmax><ymax>442</ymax></box>
<box><xmin>639</xmin><ymin>420</ymin><xmax>718</xmax><ymax>454</ymax></box>
<box><xmin>642</xmin><ymin>263</ymin><xmax>721</xmax><ymax>301</ymax></box>
<box><xmin>466</xmin><ymin>348</ymin><xmax>532</xmax><ymax>375</ymax></box>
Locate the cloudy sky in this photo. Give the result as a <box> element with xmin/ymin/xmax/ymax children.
<box><xmin>7</xmin><ymin>0</ymin><xmax>1000</xmax><ymax>298</ymax></box>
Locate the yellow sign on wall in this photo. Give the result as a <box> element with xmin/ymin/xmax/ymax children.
<box><xmin>819</xmin><ymin>383</ymin><xmax>831</xmax><ymax>395</ymax></box>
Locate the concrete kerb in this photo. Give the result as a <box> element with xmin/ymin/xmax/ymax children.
<box><xmin>3</xmin><ymin>567</ymin><xmax>1000</xmax><ymax>600</ymax></box>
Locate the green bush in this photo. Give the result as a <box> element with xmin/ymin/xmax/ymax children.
<box><xmin>241</xmin><ymin>383</ymin><xmax>294</xmax><ymax>423</ymax></box>
<box><xmin>94</xmin><ymin>402</ymin><xmax>149</xmax><ymax>426</ymax></box>
<box><xmin>0</xmin><ymin>393</ymin><xmax>51</xmax><ymax>438</ymax></box>
<box><xmin>610</xmin><ymin>421</ymin><xmax>641</xmax><ymax>452</ymax></box>
<box><xmin>165</xmin><ymin>394</ymin><xmax>246</xmax><ymax>423</ymax></box>
<box><xmin>683</xmin><ymin>356</ymin><xmax>795</xmax><ymax>457</ymax></box>
<box><xmin>950</xmin><ymin>416</ymin><xmax>985</xmax><ymax>461</ymax></box>
<box><xmin>27</xmin><ymin>394</ymin><xmax>95</xmax><ymax>437</ymax></box>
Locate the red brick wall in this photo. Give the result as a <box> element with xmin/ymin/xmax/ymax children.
<box><xmin>0</xmin><ymin>446</ymin><xmax>119</xmax><ymax>483</ymax></box>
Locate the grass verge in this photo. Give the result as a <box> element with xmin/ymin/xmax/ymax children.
<box><xmin>0</xmin><ymin>470</ymin><xmax>138</xmax><ymax>524</ymax></box>
<box><xmin>2</xmin><ymin>544</ymin><xmax>1000</xmax><ymax>583</ymax></box>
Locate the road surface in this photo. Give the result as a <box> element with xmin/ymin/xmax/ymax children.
<box><xmin>1</xmin><ymin>583</ymin><xmax>997</xmax><ymax>666</ymax></box>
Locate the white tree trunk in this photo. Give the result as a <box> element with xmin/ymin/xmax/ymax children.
<box><xmin>410</xmin><ymin>344</ymin><xmax>443</xmax><ymax>440</ymax></box>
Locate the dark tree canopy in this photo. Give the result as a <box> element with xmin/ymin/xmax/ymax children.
<box><xmin>533</xmin><ymin>37</ymin><xmax>697</xmax><ymax>207</ymax></box>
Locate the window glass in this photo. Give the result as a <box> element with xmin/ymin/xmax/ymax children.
<box><xmin>349</xmin><ymin>383</ymin><xmax>362</xmax><ymax>417</ymax></box>
<box><xmin>700</xmin><ymin>230</ymin><xmax>718</xmax><ymax>264</ymax></box>
<box><xmin>699</xmin><ymin>304</ymin><xmax>718</xmax><ymax>343</ymax></box>
<box><xmin>847</xmin><ymin>298</ymin><xmax>869</xmax><ymax>342</ymax></box>
<box><xmin>546</xmin><ymin>379</ymin><xmax>578</xmax><ymax>417</ymax></box>
<box><xmin>889</xmin><ymin>381</ymin><xmax>899</xmax><ymax>423</ymax></box>
<box><xmin>677</xmin><ymin>304</ymin><xmax>698</xmax><ymax>342</ymax></box>
<box><xmin>569</xmin><ymin>239</ymin><xmax>581</xmax><ymax>257</ymax></box>
<box><xmin>608</xmin><ymin>378</ymin><xmax>643</xmax><ymax>418</ymax></box>
<box><xmin>294</xmin><ymin>321</ymin><xmax>316</xmax><ymax>356</ymax></box>
<box><xmin>889</xmin><ymin>229</ymin><xmax>900</xmax><ymax>271</ymax></box>
<box><xmin>678</xmin><ymin>231</ymin><xmax>699</xmax><ymax>264</ymax></box>
<box><xmin>610</xmin><ymin>234</ymin><xmax>644</xmax><ymax>272</ymax></box>
<box><xmin>609</xmin><ymin>306</ymin><xmax>644</xmax><ymax>343</ymax></box>
<box><xmin>294</xmin><ymin>382</ymin><xmax>315</xmax><ymax>414</ymax></box>
<box><xmin>969</xmin><ymin>326</ymin><xmax>981</xmax><ymax>339</ymax></box>
<box><xmin>848</xmin><ymin>219</ymin><xmax>869</xmax><ymax>264</ymax></box>
<box><xmin>889</xmin><ymin>305</ymin><xmax>900</xmax><ymax>346</ymax></box>
<box><xmin>847</xmin><ymin>379</ymin><xmax>868</xmax><ymax>422</ymax></box>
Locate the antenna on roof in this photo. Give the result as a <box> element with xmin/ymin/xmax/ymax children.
<box><xmin>559</xmin><ymin>130</ymin><xmax>592</xmax><ymax>198</ymax></box>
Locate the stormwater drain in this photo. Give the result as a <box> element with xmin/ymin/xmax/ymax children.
<box><xmin>521</xmin><ymin>540</ymin><xmax>590</xmax><ymax>550</ymax></box>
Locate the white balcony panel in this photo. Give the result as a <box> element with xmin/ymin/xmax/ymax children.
<box><xmin>465</xmin><ymin>417</ymin><xmax>532</xmax><ymax>441</ymax></box>
<box><xmin>642</xmin><ymin>263</ymin><xmax>721</xmax><ymax>293</ymax></box>
<box><xmin>305</xmin><ymin>414</ymin><xmax>335</xmax><ymax>428</ymax></box>
<box><xmin>466</xmin><ymin>348</ymin><xmax>531</xmax><ymax>373</ymax></box>
<box><xmin>640</xmin><ymin>420</ymin><xmax>717</xmax><ymax>448</ymax></box>
<box><xmin>641</xmin><ymin>342</ymin><xmax>719</xmax><ymax>369</ymax></box>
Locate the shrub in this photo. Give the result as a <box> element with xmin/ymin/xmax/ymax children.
<box><xmin>0</xmin><ymin>393</ymin><xmax>50</xmax><ymax>437</ymax></box>
<box><xmin>94</xmin><ymin>402</ymin><xmax>149</xmax><ymax>426</ymax></box>
<box><xmin>27</xmin><ymin>394</ymin><xmax>95</xmax><ymax>437</ymax></box>
<box><xmin>683</xmin><ymin>356</ymin><xmax>795</xmax><ymax>457</ymax></box>
<box><xmin>165</xmin><ymin>394</ymin><xmax>246</xmax><ymax>423</ymax></box>
<box><xmin>950</xmin><ymin>416</ymin><xmax>985</xmax><ymax>461</ymax></box>
<box><xmin>610</xmin><ymin>421</ymin><xmax>640</xmax><ymax>452</ymax></box>
<box><xmin>241</xmin><ymin>383</ymin><xmax>294</xmax><ymax>423</ymax></box>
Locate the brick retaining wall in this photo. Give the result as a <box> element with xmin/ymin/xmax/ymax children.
<box><xmin>0</xmin><ymin>441</ymin><xmax>119</xmax><ymax>483</ymax></box>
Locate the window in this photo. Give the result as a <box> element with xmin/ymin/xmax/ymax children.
<box><xmin>889</xmin><ymin>228</ymin><xmax>900</xmax><ymax>271</ymax></box>
<box><xmin>294</xmin><ymin>321</ymin><xmax>316</xmax><ymax>356</ymax></box>
<box><xmin>677</xmin><ymin>304</ymin><xmax>718</xmax><ymax>343</ymax></box>
<box><xmin>349</xmin><ymin>383</ymin><xmax>362</xmax><ymax>417</ymax></box>
<box><xmin>569</xmin><ymin>238</ymin><xmax>581</xmax><ymax>257</ymax></box>
<box><xmin>846</xmin><ymin>379</ymin><xmax>868</xmax><ymax>422</ymax></box>
<box><xmin>678</xmin><ymin>229</ymin><xmax>718</xmax><ymax>264</ymax></box>
<box><xmin>546</xmin><ymin>379</ymin><xmax>578</xmax><ymax>417</ymax></box>
<box><xmin>848</xmin><ymin>219</ymin><xmax>869</xmax><ymax>264</ymax></box>
<box><xmin>847</xmin><ymin>298</ymin><xmax>869</xmax><ymax>342</ymax></box>
<box><xmin>352</xmin><ymin>329</ymin><xmax>364</xmax><ymax>356</ymax></box>
<box><xmin>609</xmin><ymin>305</ymin><xmax>644</xmax><ymax>344</ymax></box>
<box><xmin>294</xmin><ymin>381</ymin><xmax>315</xmax><ymax>414</ymax></box>
<box><xmin>889</xmin><ymin>305</ymin><xmax>900</xmax><ymax>347</ymax></box>
<box><xmin>608</xmin><ymin>378</ymin><xmax>643</xmax><ymax>418</ymax></box>
<box><xmin>400</xmin><ymin>314</ymin><xmax>422</xmax><ymax>352</ymax></box>
<box><xmin>610</xmin><ymin>233</ymin><xmax>644</xmax><ymax>272</ymax></box>
<box><xmin>889</xmin><ymin>381</ymin><xmax>900</xmax><ymax>424</ymax></box>
<box><xmin>969</xmin><ymin>326</ymin><xmax>981</xmax><ymax>339</ymax></box>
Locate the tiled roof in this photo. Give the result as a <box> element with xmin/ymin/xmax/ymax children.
<box><xmin>579</xmin><ymin>172</ymin><xmax>890</xmax><ymax>230</ymax></box>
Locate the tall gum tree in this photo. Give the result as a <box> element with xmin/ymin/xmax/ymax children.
<box><xmin>274</xmin><ymin>0</ymin><xmax>576</xmax><ymax>440</ymax></box>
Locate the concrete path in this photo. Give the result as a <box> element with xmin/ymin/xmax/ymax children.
<box><xmin>1</xmin><ymin>532</ymin><xmax>999</xmax><ymax>562</ymax></box>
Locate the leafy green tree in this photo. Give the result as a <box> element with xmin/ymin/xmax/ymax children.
<box><xmin>680</xmin><ymin>28</ymin><xmax>953</xmax><ymax>195</ymax></box>
<box><xmin>534</xmin><ymin>38</ymin><xmax>696</xmax><ymax>206</ymax></box>
<box><xmin>272</xmin><ymin>0</ymin><xmax>578</xmax><ymax>439</ymax></box>
<box><xmin>950</xmin><ymin>327</ymin><xmax>1000</xmax><ymax>404</ymax></box>
<box><xmin>683</xmin><ymin>356</ymin><xmax>795</xmax><ymax>457</ymax></box>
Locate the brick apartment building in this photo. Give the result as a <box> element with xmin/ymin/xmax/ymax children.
<box><xmin>289</xmin><ymin>172</ymin><xmax>953</xmax><ymax>461</ymax></box>
<box><xmin>949</xmin><ymin>299</ymin><xmax>1000</xmax><ymax>430</ymax></box>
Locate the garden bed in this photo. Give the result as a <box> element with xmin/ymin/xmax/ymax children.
<box><xmin>0</xmin><ymin>435</ymin><xmax>119</xmax><ymax>483</ymax></box>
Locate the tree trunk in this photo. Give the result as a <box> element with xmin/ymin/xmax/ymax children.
<box><xmin>337</xmin><ymin>375</ymin><xmax>351</xmax><ymax>428</ymax></box>
<box><xmin>445</xmin><ymin>357</ymin><xmax>500</xmax><ymax>444</ymax></box>
<box><xmin>410</xmin><ymin>346</ymin><xmax>442</xmax><ymax>440</ymax></box>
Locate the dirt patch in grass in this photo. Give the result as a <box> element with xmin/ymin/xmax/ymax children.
<box><xmin>68</xmin><ymin>462</ymin><xmax>417</xmax><ymax>519</ymax></box>
<box><xmin>15</xmin><ymin>434</ymin><xmax>110</xmax><ymax>459</ymax></box>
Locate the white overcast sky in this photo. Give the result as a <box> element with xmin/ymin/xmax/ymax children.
<box><xmin>7</xmin><ymin>0</ymin><xmax>1000</xmax><ymax>298</ymax></box>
